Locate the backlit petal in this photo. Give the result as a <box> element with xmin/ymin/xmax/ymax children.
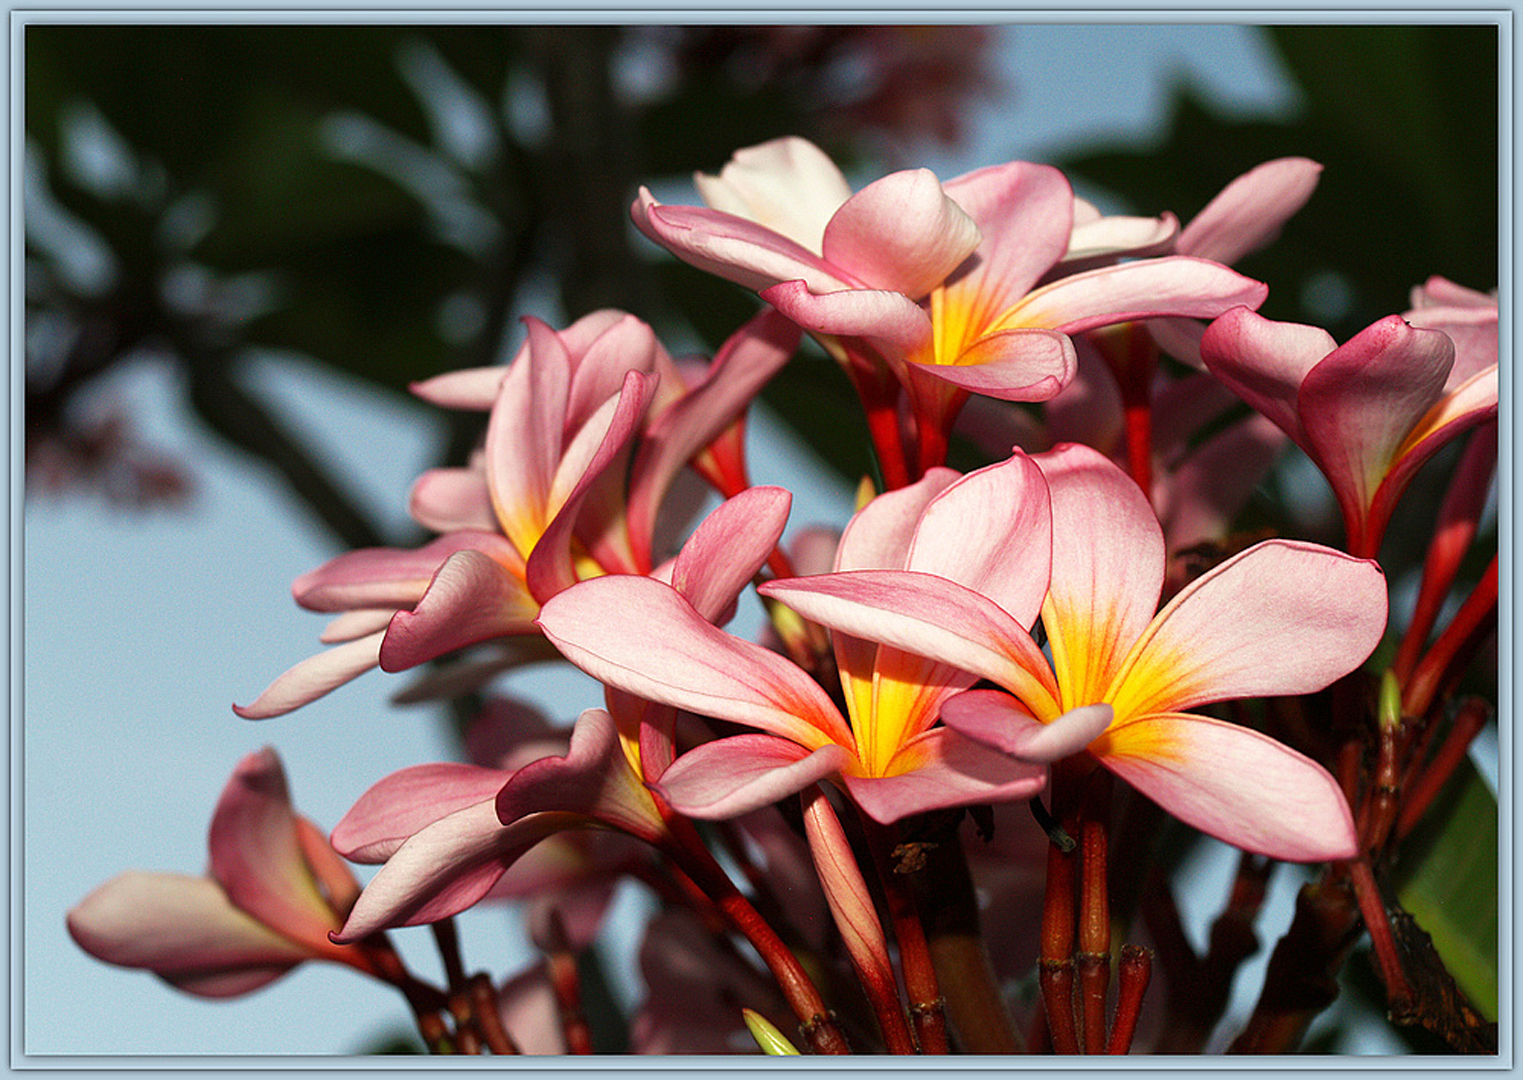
<box><xmin>1110</xmin><ymin>540</ymin><xmax>1387</xmax><ymax>721</ymax></box>
<box><xmin>232</xmin><ymin>629</ymin><xmax>383</xmax><ymax>719</ymax></box>
<box><xmin>1096</xmin><ymin>713</ymin><xmax>1358</xmax><ymax>862</ymax></box>
<box><xmin>653</xmin><ymin>736</ymin><xmax>851</xmax><ymax>820</ymax></box>
<box><xmin>822</xmin><ymin>168</ymin><xmax>980</xmax><ymax>297</ymax></box>
<box><xmin>842</xmin><ymin>727</ymin><xmax>1047</xmax><ymax>824</ymax></box>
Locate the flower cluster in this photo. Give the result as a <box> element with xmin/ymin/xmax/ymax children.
<box><xmin>71</xmin><ymin>136</ymin><xmax>1498</xmax><ymax>1056</ymax></box>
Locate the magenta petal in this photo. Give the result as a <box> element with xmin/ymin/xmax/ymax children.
<box><xmin>940</xmin><ymin>691</ymin><xmax>1115</xmax><ymax>764</ymax></box>
<box><xmin>669</xmin><ymin>486</ymin><xmax>791</xmax><ymax>625</ymax></box>
<box><xmin>378</xmin><ymin>550</ymin><xmax>540</xmax><ymax>672</ymax></box>
<box><xmin>330</xmin><ymin>763</ymin><xmax>517</xmax><ymax>864</ymax></box>
<box><xmin>841</xmin><ymin>728</ymin><xmax>1048</xmax><ymax>824</ymax></box>
<box><xmin>652</xmin><ymin>736</ymin><xmax>851</xmax><ymax>820</ymax></box>
<box><xmin>1100</xmin><ymin>713</ymin><xmax>1357</xmax><ymax>862</ymax></box>
<box><xmin>207</xmin><ymin>748</ymin><xmax>338</xmax><ymax>954</ymax></box>
<box><xmin>495</xmin><ymin>708</ymin><xmax>668</xmax><ymax>842</ymax></box>
<box><xmin>822</xmin><ymin>168</ymin><xmax>981</xmax><ymax>297</ymax></box>
<box><xmin>232</xmin><ymin>631</ymin><xmax>384</xmax><ymax>719</ymax></box>
<box><xmin>67</xmin><ymin>871</ymin><xmax>308</xmax><ymax>998</ymax></box>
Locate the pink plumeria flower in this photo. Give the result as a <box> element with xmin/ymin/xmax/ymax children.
<box><xmin>68</xmin><ymin>748</ymin><xmax>380</xmax><ymax>997</ymax></box>
<box><xmin>329</xmin><ymin>487</ymin><xmax>792</xmax><ymax>939</ymax></box>
<box><xmin>763</xmin><ymin>444</ymin><xmax>1388</xmax><ymax>861</ymax></box>
<box><xmin>235</xmin><ymin>309</ymin><xmax>797</xmax><ymax>718</ymax></box>
<box><xmin>1200</xmin><ymin>303</ymin><xmax>1499</xmax><ymax>558</ymax></box>
<box><xmin>537</xmin><ymin>454</ymin><xmax>1093</xmax><ymax>825</ymax></box>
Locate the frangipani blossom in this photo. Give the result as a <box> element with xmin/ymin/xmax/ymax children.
<box><xmin>235</xmin><ymin>309</ymin><xmax>797</xmax><ymax>718</ymax></box>
<box><xmin>762</xmin><ymin>444</ymin><xmax>1387</xmax><ymax>861</ymax></box>
<box><xmin>537</xmin><ymin>455</ymin><xmax>1094</xmax><ymax>825</ymax></box>
<box><xmin>1200</xmin><ymin>305</ymin><xmax>1499</xmax><ymax>558</ymax></box>
<box><xmin>68</xmin><ymin>748</ymin><xmax>379</xmax><ymax>997</ymax></box>
<box><xmin>635</xmin><ymin>137</ymin><xmax>1266</xmax><ymax>482</ymax></box>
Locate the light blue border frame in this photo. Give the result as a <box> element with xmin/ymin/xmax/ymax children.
<box><xmin>8</xmin><ymin>7</ymin><xmax>1514</xmax><ymax>1077</ymax></box>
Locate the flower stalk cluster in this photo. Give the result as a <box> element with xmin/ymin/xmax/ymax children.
<box><xmin>70</xmin><ymin>135</ymin><xmax>1497</xmax><ymax>1056</ymax></box>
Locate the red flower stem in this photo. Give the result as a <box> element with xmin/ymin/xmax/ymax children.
<box><xmin>1359</xmin><ymin>675</ymin><xmax>1404</xmax><ymax>854</ymax></box>
<box><xmin>1403</xmin><ymin>554</ymin><xmax>1498</xmax><ymax>720</ymax></box>
<box><xmin>1122</xmin><ymin>400</ymin><xmax>1153</xmax><ymax>500</ymax></box>
<box><xmin>1076</xmin><ymin>828</ymin><xmax>1110</xmax><ymax>1053</ymax></box>
<box><xmin>860</xmin><ymin>815</ymin><xmax>948</xmax><ymax>1053</ymax></box>
<box><xmin>1393</xmin><ymin>423</ymin><xmax>1497</xmax><ymax>683</ymax></box>
<box><xmin>1397</xmin><ymin>695</ymin><xmax>1491</xmax><ymax>840</ymax></box>
<box><xmin>665</xmin><ymin>822</ymin><xmax>851</xmax><ymax>1054</ymax></box>
<box><xmin>1105</xmin><ymin>945</ymin><xmax>1152</xmax><ymax>1054</ymax></box>
<box><xmin>1039</xmin><ymin>822</ymin><xmax>1080</xmax><ymax>1054</ymax></box>
<box><xmin>447</xmin><ymin>987</ymin><xmax>483</xmax><ymax>1055</ymax></box>
<box><xmin>470</xmin><ymin>972</ymin><xmax>520</xmax><ymax>1054</ymax></box>
<box><xmin>1347</xmin><ymin>857</ymin><xmax>1414</xmax><ymax>1014</ymax></box>
<box><xmin>545</xmin><ymin>943</ymin><xmax>594</xmax><ymax>1054</ymax></box>
<box><xmin>430</xmin><ymin>917</ymin><xmax>468</xmax><ymax>994</ymax></box>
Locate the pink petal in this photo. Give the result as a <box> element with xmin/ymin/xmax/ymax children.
<box><xmin>840</xmin><ymin>727</ymin><xmax>1048</xmax><ymax>824</ymax></box>
<box><xmin>651</xmin><ymin>736</ymin><xmax>852</xmax><ymax>820</ymax></box>
<box><xmin>410</xmin><ymin>366</ymin><xmax>507</xmax><ymax>410</ymax></box>
<box><xmin>1156</xmin><ymin>411</ymin><xmax>1288</xmax><ymax>553</ymax></box>
<box><xmin>692</xmin><ymin>136</ymin><xmax>852</xmax><ymax>253</ymax></box>
<box><xmin>332</xmin><ymin>804</ymin><xmax>588</xmax><ymax>940</ymax></box>
<box><xmin>939</xmin><ymin>691</ymin><xmax>1116</xmax><ymax>763</ymax></box>
<box><xmin>905</xmin><ymin>451</ymin><xmax>1052</xmax><ymax>626</ymax></box>
<box><xmin>67</xmin><ymin>871</ymin><xmax>308</xmax><ymax>998</ymax></box>
<box><xmin>835</xmin><ymin>467</ymin><xmax>960</xmax><ymax>573</ymax></box>
<box><xmin>494</xmin><ymin>708</ymin><xmax>668</xmax><ymax>842</ymax></box>
<box><xmin>293</xmin><ymin>531</ymin><xmax>523</xmax><ymax>613</ymax></box>
<box><xmin>1111</xmin><ymin>540</ymin><xmax>1387</xmax><ymax>721</ymax></box>
<box><xmin>627</xmin><ymin>309</ymin><xmax>799</xmax><ymax>563</ymax></box>
<box><xmin>330</xmin><ymin>763</ymin><xmax>516</xmax><ymax>864</ymax></box>
<box><xmin>1097</xmin><ymin>713</ymin><xmax>1358</xmax><ymax>861</ymax></box>
<box><xmin>378</xmin><ymin>550</ymin><xmax>541</xmax><ymax>672</ymax></box>
<box><xmin>232</xmin><ymin>631</ymin><xmax>384</xmax><ymax>719</ymax></box>
<box><xmin>537</xmin><ymin>576</ymin><xmax>856</xmax><ymax>751</ymax></box>
<box><xmin>526</xmin><ymin>370</ymin><xmax>657</xmax><ymax>597</ymax></box>
<box><xmin>1297</xmin><ymin>315</ymin><xmax>1454</xmax><ymax>531</ymax></box>
<box><xmin>408</xmin><ymin>465</ymin><xmax>497</xmax><ymax>534</ymax></box>
<box><xmin>669</xmin><ymin>486</ymin><xmax>792</xmax><ymax>625</ymax></box>
<box><xmin>564</xmin><ymin>314</ymin><xmax>662</xmax><ymax>432</ymax></box>
<box><xmin>760</xmin><ymin>570</ymin><xmax>1061</xmax><ymax>718</ymax></box>
<box><xmin>942</xmin><ymin>161</ymin><xmax>1076</xmax><ymax>302</ymax></box>
<box><xmin>1064</xmin><ymin>210</ymin><xmax>1179</xmax><ymax>265</ymax></box>
<box><xmin>319</xmin><ymin>608</ymin><xmax>393</xmax><ymax>644</ymax></box>
<box><xmin>207</xmin><ymin>748</ymin><xmax>340</xmax><ymax>955</ymax></box>
<box><xmin>1034</xmin><ymin>444</ymin><xmax>1165</xmax><ymax>707</ymax></box>
<box><xmin>801</xmin><ymin>786</ymin><xmax>896</xmax><ymax>999</ymax></box>
<box><xmin>499</xmin><ymin>963</ymin><xmax>569</xmax><ymax>1054</ymax></box>
<box><xmin>1177</xmin><ymin>158</ymin><xmax>1322</xmax><ymax>264</ymax></box>
<box><xmin>822</xmin><ymin>168</ymin><xmax>981</xmax><ymax>298</ymax></box>
<box><xmin>1198</xmin><ymin>306</ymin><xmax>1336</xmax><ymax>441</ymax></box>
<box><xmin>633</xmin><ymin>196</ymin><xmax>859</xmax><ymax>294</ymax></box>
<box><xmin>1007</xmin><ymin>257</ymin><xmax>1268</xmax><ymax>336</ymax></box>
<box><xmin>762</xmin><ymin>279</ymin><xmax>934</xmax><ymax>359</ymax></box>
<box><xmin>909</xmin><ymin>327</ymin><xmax>1077</xmax><ymax>401</ymax></box>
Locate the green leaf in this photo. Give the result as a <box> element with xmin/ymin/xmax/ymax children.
<box><xmin>1391</xmin><ymin>754</ymin><xmax>1498</xmax><ymax>1020</ymax></box>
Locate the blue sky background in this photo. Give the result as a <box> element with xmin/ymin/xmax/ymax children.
<box><xmin>22</xmin><ymin>21</ymin><xmax>1431</xmax><ymax>1058</ymax></box>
